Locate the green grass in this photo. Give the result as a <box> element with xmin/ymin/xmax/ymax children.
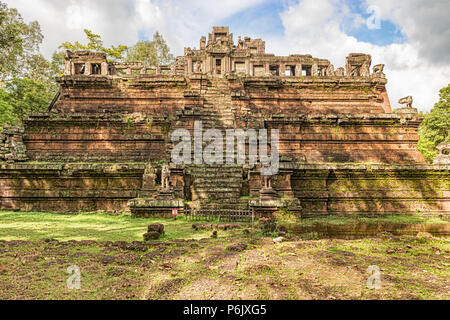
<box><xmin>278</xmin><ymin>214</ymin><xmax>449</xmax><ymax>227</ymax></box>
<box><xmin>0</xmin><ymin>211</ymin><xmax>243</xmax><ymax>241</ymax></box>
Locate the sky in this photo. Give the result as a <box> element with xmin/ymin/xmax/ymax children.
<box><xmin>5</xmin><ymin>0</ymin><xmax>450</xmax><ymax>112</ymax></box>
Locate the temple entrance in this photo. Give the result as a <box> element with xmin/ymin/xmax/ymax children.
<box><xmin>215</xmin><ymin>58</ymin><xmax>222</xmax><ymax>75</ymax></box>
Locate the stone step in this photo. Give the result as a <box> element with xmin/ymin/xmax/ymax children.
<box><xmin>188</xmin><ymin>169</ymin><xmax>242</xmax><ymax>176</ymax></box>
<box><xmin>191</xmin><ymin>176</ymin><xmax>242</xmax><ymax>182</ymax></box>
<box><xmin>188</xmin><ymin>165</ymin><xmax>242</xmax><ymax>170</ymax></box>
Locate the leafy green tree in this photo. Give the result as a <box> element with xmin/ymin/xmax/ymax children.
<box><xmin>58</xmin><ymin>29</ymin><xmax>128</xmax><ymax>63</ymax></box>
<box><xmin>0</xmin><ymin>88</ymin><xmax>16</xmax><ymax>130</ymax></box>
<box><xmin>4</xmin><ymin>78</ymin><xmax>54</xmax><ymax>120</ymax></box>
<box><xmin>0</xmin><ymin>1</ymin><xmax>43</xmax><ymax>80</ymax></box>
<box><xmin>0</xmin><ymin>2</ymin><xmax>57</xmax><ymax>129</ymax></box>
<box><xmin>126</xmin><ymin>31</ymin><xmax>174</xmax><ymax>66</ymax></box>
<box><xmin>418</xmin><ymin>84</ymin><xmax>450</xmax><ymax>162</ymax></box>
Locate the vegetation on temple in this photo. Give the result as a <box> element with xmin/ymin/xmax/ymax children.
<box><xmin>418</xmin><ymin>84</ymin><xmax>450</xmax><ymax>162</ymax></box>
<box><xmin>0</xmin><ymin>1</ymin><xmax>58</xmax><ymax>129</ymax></box>
<box><xmin>125</xmin><ymin>31</ymin><xmax>175</xmax><ymax>66</ymax></box>
<box><xmin>0</xmin><ymin>2</ymin><xmax>174</xmax><ymax>130</ymax></box>
<box><xmin>56</xmin><ymin>29</ymin><xmax>128</xmax><ymax>64</ymax></box>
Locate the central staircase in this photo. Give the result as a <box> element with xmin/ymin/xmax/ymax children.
<box><xmin>186</xmin><ymin>164</ymin><xmax>247</xmax><ymax>209</ymax></box>
<box><xmin>201</xmin><ymin>78</ymin><xmax>235</xmax><ymax>128</ymax></box>
<box><xmin>171</xmin><ymin>77</ymin><xmax>249</xmax><ymax>209</ymax></box>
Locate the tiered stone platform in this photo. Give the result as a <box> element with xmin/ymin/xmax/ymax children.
<box><xmin>0</xmin><ymin>27</ymin><xmax>449</xmax><ymax>218</ymax></box>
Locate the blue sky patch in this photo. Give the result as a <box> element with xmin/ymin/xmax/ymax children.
<box><xmin>217</xmin><ymin>0</ymin><xmax>406</xmax><ymax>46</ymax></box>
<box><xmin>342</xmin><ymin>0</ymin><xmax>406</xmax><ymax>45</ymax></box>
<box><xmin>345</xmin><ymin>19</ymin><xmax>406</xmax><ymax>46</ymax></box>
<box><xmin>219</xmin><ymin>0</ymin><xmax>285</xmax><ymax>39</ymax></box>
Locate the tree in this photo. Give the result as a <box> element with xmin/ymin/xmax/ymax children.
<box><xmin>0</xmin><ymin>88</ymin><xmax>16</xmax><ymax>130</ymax></box>
<box><xmin>6</xmin><ymin>78</ymin><xmax>54</xmax><ymax>116</ymax></box>
<box><xmin>0</xmin><ymin>1</ymin><xmax>43</xmax><ymax>80</ymax></box>
<box><xmin>418</xmin><ymin>84</ymin><xmax>450</xmax><ymax>162</ymax></box>
<box><xmin>0</xmin><ymin>2</ymin><xmax>57</xmax><ymax>130</ymax></box>
<box><xmin>126</xmin><ymin>31</ymin><xmax>174</xmax><ymax>66</ymax></box>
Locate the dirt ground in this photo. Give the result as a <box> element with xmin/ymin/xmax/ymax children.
<box><xmin>0</xmin><ymin>232</ymin><xmax>448</xmax><ymax>300</ymax></box>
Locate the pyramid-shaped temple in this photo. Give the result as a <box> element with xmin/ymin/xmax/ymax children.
<box><xmin>0</xmin><ymin>27</ymin><xmax>449</xmax><ymax>217</ymax></box>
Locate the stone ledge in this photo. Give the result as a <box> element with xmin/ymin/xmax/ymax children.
<box><xmin>0</xmin><ymin>162</ymin><xmax>146</xmax><ymax>174</ymax></box>
<box><xmin>279</xmin><ymin>162</ymin><xmax>450</xmax><ymax>171</ymax></box>
<box><xmin>128</xmin><ymin>198</ymin><xmax>184</xmax><ymax>218</ymax></box>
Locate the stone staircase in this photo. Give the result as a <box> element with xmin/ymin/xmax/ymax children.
<box><xmin>172</xmin><ymin>77</ymin><xmax>249</xmax><ymax>209</ymax></box>
<box><xmin>201</xmin><ymin>78</ymin><xmax>235</xmax><ymax>128</ymax></box>
<box><xmin>187</xmin><ymin>164</ymin><xmax>247</xmax><ymax>209</ymax></box>
<box><xmin>177</xmin><ymin>77</ymin><xmax>235</xmax><ymax>129</ymax></box>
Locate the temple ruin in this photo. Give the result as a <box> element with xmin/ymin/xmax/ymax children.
<box><xmin>0</xmin><ymin>27</ymin><xmax>448</xmax><ymax>217</ymax></box>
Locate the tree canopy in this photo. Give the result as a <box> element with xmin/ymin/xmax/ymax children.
<box><xmin>0</xmin><ymin>2</ymin><xmax>176</xmax><ymax>131</ymax></box>
<box><xmin>0</xmin><ymin>1</ymin><xmax>57</xmax><ymax>130</ymax></box>
<box><xmin>125</xmin><ymin>31</ymin><xmax>174</xmax><ymax>66</ymax></box>
<box><xmin>418</xmin><ymin>84</ymin><xmax>450</xmax><ymax>162</ymax></box>
<box><xmin>58</xmin><ymin>29</ymin><xmax>128</xmax><ymax>62</ymax></box>
<box><xmin>0</xmin><ymin>1</ymin><xmax>43</xmax><ymax>80</ymax></box>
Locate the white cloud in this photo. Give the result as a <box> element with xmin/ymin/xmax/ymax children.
<box><xmin>4</xmin><ymin>0</ymin><xmax>266</xmax><ymax>58</ymax></box>
<box><xmin>276</xmin><ymin>0</ymin><xmax>450</xmax><ymax>112</ymax></box>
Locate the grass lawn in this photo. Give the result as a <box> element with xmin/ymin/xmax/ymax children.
<box><xmin>0</xmin><ymin>210</ymin><xmax>448</xmax><ymax>300</ymax></box>
<box><xmin>276</xmin><ymin>213</ymin><xmax>449</xmax><ymax>227</ymax></box>
<box><xmin>0</xmin><ymin>211</ymin><xmax>248</xmax><ymax>242</ymax></box>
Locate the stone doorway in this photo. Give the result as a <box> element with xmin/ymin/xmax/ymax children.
<box><xmin>215</xmin><ymin>58</ymin><xmax>222</xmax><ymax>75</ymax></box>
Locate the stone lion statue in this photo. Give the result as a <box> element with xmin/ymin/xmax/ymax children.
<box><xmin>373</xmin><ymin>64</ymin><xmax>384</xmax><ymax>73</ymax></box>
<box><xmin>398</xmin><ymin>96</ymin><xmax>413</xmax><ymax>108</ymax></box>
<box><xmin>161</xmin><ymin>163</ymin><xmax>170</xmax><ymax>190</ymax></box>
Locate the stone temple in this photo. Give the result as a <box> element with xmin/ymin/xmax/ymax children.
<box><xmin>0</xmin><ymin>27</ymin><xmax>449</xmax><ymax>217</ymax></box>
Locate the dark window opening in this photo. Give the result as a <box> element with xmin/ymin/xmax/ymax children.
<box><xmin>214</xmin><ymin>32</ymin><xmax>227</xmax><ymax>41</ymax></box>
<box><xmin>352</xmin><ymin>66</ymin><xmax>361</xmax><ymax>76</ymax></box>
<box><xmin>302</xmin><ymin>65</ymin><xmax>311</xmax><ymax>76</ymax></box>
<box><xmin>215</xmin><ymin>59</ymin><xmax>222</xmax><ymax>75</ymax></box>
<box><xmin>269</xmin><ymin>65</ymin><xmax>279</xmax><ymax>76</ymax></box>
<box><xmin>91</xmin><ymin>63</ymin><xmax>101</xmax><ymax>75</ymax></box>
<box><xmin>108</xmin><ymin>65</ymin><xmax>115</xmax><ymax>75</ymax></box>
<box><xmin>74</xmin><ymin>63</ymin><xmax>85</xmax><ymax>75</ymax></box>
<box><xmin>318</xmin><ymin>67</ymin><xmax>326</xmax><ymax>76</ymax></box>
<box><xmin>286</xmin><ymin>65</ymin><xmax>295</xmax><ymax>76</ymax></box>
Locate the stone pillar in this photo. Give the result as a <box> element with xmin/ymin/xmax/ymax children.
<box><xmin>279</xmin><ymin>64</ymin><xmax>286</xmax><ymax>76</ymax></box>
<box><xmin>187</xmin><ymin>57</ymin><xmax>193</xmax><ymax>75</ymax></box>
<box><xmin>205</xmin><ymin>56</ymin><xmax>211</xmax><ymax>75</ymax></box>
<box><xmin>85</xmin><ymin>63</ymin><xmax>91</xmax><ymax>75</ymax></box>
<box><xmin>312</xmin><ymin>63</ymin><xmax>318</xmax><ymax>76</ymax></box>
<box><xmin>245</xmin><ymin>60</ymin><xmax>250</xmax><ymax>76</ymax></box>
<box><xmin>295</xmin><ymin>64</ymin><xmax>301</xmax><ymax>77</ymax></box>
<box><xmin>64</xmin><ymin>61</ymin><xmax>72</xmax><ymax>75</ymax></box>
<box><xmin>101</xmin><ymin>62</ymin><xmax>108</xmax><ymax>75</ymax></box>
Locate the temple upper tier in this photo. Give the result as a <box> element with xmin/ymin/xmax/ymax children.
<box><xmin>63</xmin><ymin>26</ymin><xmax>385</xmax><ymax>79</ymax></box>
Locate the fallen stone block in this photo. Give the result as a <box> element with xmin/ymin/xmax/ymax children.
<box><xmin>143</xmin><ymin>231</ymin><xmax>161</xmax><ymax>241</ymax></box>
<box><xmin>147</xmin><ymin>223</ymin><xmax>165</xmax><ymax>234</ymax></box>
